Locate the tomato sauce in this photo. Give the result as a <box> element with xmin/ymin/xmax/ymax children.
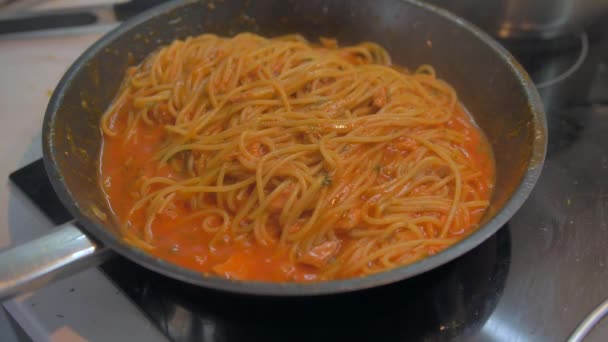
<box><xmin>100</xmin><ymin>102</ymin><xmax>494</xmax><ymax>282</ymax></box>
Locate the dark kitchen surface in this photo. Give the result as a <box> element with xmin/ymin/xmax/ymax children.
<box><xmin>9</xmin><ymin>13</ymin><xmax>608</xmax><ymax>342</ymax></box>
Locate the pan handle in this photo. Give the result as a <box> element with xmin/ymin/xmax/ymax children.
<box><xmin>0</xmin><ymin>222</ymin><xmax>111</xmax><ymax>301</ymax></box>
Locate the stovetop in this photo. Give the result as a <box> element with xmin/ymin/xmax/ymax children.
<box><xmin>9</xmin><ymin>16</ymin><xmax>608</xmax><ymax>342</ymax></box>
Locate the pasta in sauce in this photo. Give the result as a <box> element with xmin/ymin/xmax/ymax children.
<box><xmin>99</xmin><ymin>33</ymin><xmax>494</xmax><ymax>281</ymax></box>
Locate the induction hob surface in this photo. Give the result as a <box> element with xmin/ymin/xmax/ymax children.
<box><xmin>9</xmin><ymin>18</ymin><xmax>608</xmax><ymax>342</ymax></box>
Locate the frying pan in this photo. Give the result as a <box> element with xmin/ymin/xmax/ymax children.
<box><xmin>0</xmin><ymin>0</ymin><xmax>547</xmax><ymax>299</ymax></box>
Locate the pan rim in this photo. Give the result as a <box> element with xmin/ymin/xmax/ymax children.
<box><xmin>43</xmin><ymin>0</ymin><xmax>547</xmax><ymax>296</ymax></box>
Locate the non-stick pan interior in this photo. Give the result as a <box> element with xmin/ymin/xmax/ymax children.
<box><xmin>43</xmin><ymin>0</ymin><xmax>546</xmax><ymax>294</ymax></box>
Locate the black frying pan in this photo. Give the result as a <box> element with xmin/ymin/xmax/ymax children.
<box><xmin>0</xmin><ymin>0</ymin><xmax>547</xmax><ymax>299</ymax></box>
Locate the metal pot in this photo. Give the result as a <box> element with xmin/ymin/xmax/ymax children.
<box><xmin>0</xmin><ymin>0</ymin><xmax>547</xmax><ymax>299</ymax></box>
<box><xmin>425</xmin><ymin>0</ymin><xmax>608</xmax><ymax>39</ymax></box>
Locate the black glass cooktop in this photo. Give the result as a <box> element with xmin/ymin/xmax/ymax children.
<box><xmin>9</xmin><ymin>15</ymin><xmax>608</xmax><ymax>342</ymax></box>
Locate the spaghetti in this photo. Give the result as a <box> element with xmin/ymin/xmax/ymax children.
<box><xmin>99</xmin><ymin>33</ymin><xmax>494</xmax><ymax>281</ymax></box>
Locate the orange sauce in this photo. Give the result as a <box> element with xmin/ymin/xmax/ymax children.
<box><xmin>100</xmin><ymin>104</ymin><xmax>494</xmax><ymax>282</ymax></box>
